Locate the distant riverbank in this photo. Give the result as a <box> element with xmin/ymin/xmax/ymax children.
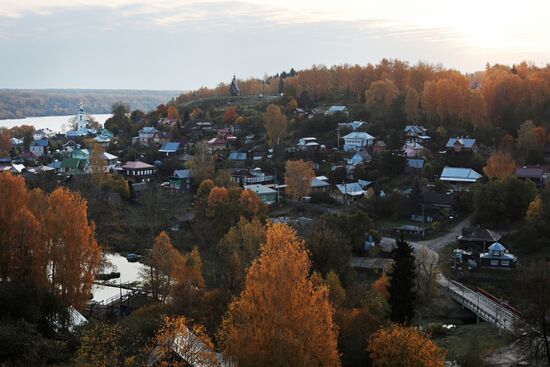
<box><xmin>0</xmin><ymin>114</ymin><xmax>112</xmax><ymax>132</ymax></box>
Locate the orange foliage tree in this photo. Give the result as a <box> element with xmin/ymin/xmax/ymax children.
<box><xmin>367</xmin><ymin>324</ymin><xmax>446</xmax><ymax>367</ymax></box>
<box><xmin>143</xmin><ymin>231</ymin><xmax>183</xmax><ymax>302</ymax></box>
<box><xmin>284</xmin><ymin>160</ymin><xmax>315</xmax><ymax>201</ymax></box>
<box><xmin>44</xmin><ymin>188</ymin><xmax>101</xmax><ymax>308</ymax></box>
<box><xmin>166</xmin><ymin>105</ymin><xmax>180</xmax><ymax>120</ymax></box>
<box><xmin>218</xmin><ymin>223</ymin><xmax>341</xmax><ymax>366</ymax></box>
<box><xmin>0</xmin><ymin>173</ymin><xmax>101</xmax><ymax>309</ymax></box>
<box><xmin>223</xmin><ymin>106</ymin><xmax>237</xmax><ymax>124</ymax></box>
<box><xmin>483</xmin><ymin>152</ymin><xmax>516</xmax><ymax>180</ymax></box>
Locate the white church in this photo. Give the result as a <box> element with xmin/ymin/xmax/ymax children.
<box><xmin>65</xmin><ymin>103</ymin><xmax>94</xmax><ymax>138</ymax></box>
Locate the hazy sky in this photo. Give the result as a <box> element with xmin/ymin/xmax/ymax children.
<box><xmin>1</xmin><ymin>0</ymin><xmax>549</xmax><ymax>90</ymax></box>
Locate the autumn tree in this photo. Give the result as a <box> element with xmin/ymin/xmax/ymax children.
<box><xmin>43</xmin><ymin>188</ymin><xmax>101</xmax><ymax>308</ymax></box>
<box><xmin>76</xmin><ymin>322</ymin><xmax>124</xmax><ymax>367</ymax></box>
<box><xmin>148</xmin><ymin>315</ymin><xmax>220</xmax><ymax>367</ymax></box>
<box><xmin>166</xmin><ymin>105</ymin><xmax>180</xmax><ymax>121</ymax></box>
<box><xmin>218</xmin><ymin>223</ymin><xmax>340</xmax><ymax>367</ymax></box>
<box><xmin>223</xmin><ymin>106</ymin><xmax>237</xmax><ymax>124</ymax></box>
<box><xmin>483</xmin><ymin>151</ymin><xmax>516</xmax><ymax>180</ymax></box>
<box><xmin>387</xmin><ymin>238</ymin><xmax>416</xmax><ymax>324</ymax></box>
<box><xmin>89</xmin><ymin>143</ymin><xmax>107</xmax><ymax>184</ymax></box>
<box><xmin>218</xmin><ymin>217</ymin><xmax>266</xmax><ymax>292</ymax></box>
<box><xmin>263</xmin><ymin>104</ymin><xmax>288</xmax><ymax>147</ymax></box>
<box><xmin>415</xmin><ymin>247</ymin><xmax>439</xmax><ymax>306</ymax></box>
<box><xmin>239</xmin><ymin>189</ymin><xmax>263</xmax><ymax>219</ymax></box>
<box><xmin>517</xmin><ymin>120</ymin><xmax>543</xmax><ymax>163</ymax></box>
<box><xmin>526</xmin><ymin>196</ymin><xmax>543</xmax><ymax>222</ymax></box>
<box><xmin>195</xmin><ymin>179</ymin><xmax>215</xmax><ymax>217</ymax></box>
<box><xmin>169</xmin><ymin>247</ymin><xmax>206</xmax><ymax>321</ymax></box>
<box><xmin>365</xmin><ymin>78</ymin><xmax>399</xmax><ymax>119</ymax></box>
<box><xmin>306</xmin><ymin>220</ymin><xmax>352</xmax><ymax>284</ymax></box>
<box><xmin>367</xmin><ymin>325</ymin><xmax>446</xmax><ymax>367</ymax></box>
<box><xmin>405</xmin><ymin>87</ymin><xmax>420</xmax><ymax>123</ymax></box>
<box><xmin>188</xmin><ymin>142</ymin><xmax>214</xmax><ymax>184</ymax></box>
<box><xmin>0</xmin><ymin>127</ymin><xmax>10</xmax><ymax>156</ymax></box>
<box><xmin>284</xmin><ymin>160</ymin><xmax>315</xmax><ymax>201</ymax></box>
<box><xmin>142</xmin><ymin>231</ymin><xmax>183</xmax><ymax>302</ymax></box>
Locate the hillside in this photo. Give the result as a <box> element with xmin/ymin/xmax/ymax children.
<box><xmin>0</xmin><ymin>89</ymin><xmax>182</xmax><ymax>119</ymax></box>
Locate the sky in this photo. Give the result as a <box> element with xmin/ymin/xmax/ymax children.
<box><xmin>1</xmin><ymin>0</ymin><xmax>549</xmax><ymax>90</ymax></box>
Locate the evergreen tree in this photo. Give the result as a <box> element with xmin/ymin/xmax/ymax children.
<box><xmin>387</xmin><ymin>237</ymin><xmax>416</xmax><ymax>324</ymax></box>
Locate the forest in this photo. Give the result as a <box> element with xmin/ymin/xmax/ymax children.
<box><xmin>0</xmin><ymin>89</ymin><xmax>180</xmax><ymax>119</ymax></box>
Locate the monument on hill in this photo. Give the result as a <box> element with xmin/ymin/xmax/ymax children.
<box><xmin>230</xmin><ymin>75</ymin><xmax>240</xmax><ymax>96</ymax></box>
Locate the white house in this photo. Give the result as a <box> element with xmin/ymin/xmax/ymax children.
<box><xmin>343</xmin><ymin>132</ymin><xmax>375</xmax><ymax>152</ymax></box>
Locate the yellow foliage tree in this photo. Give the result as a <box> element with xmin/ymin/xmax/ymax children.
<box><xmin>264</xmin><ymin>104</ymin><xmax>288</xmax><ymax>147</ymax></box>
<box><xmin>218</xmin><ymin>223</ymin><xmax>341</xmax><ymax>367</ymax></box>
<box><xmin>526</xmin><ymin>196</ymin><xmax>542</xmax><ymax>222</ymax></box>
<box><xmin>367</xmin><ymin>325</ymin><xmax>446</xmax><ymax>367</ymax></box>
<box><xmin>483</xmin><ymin>151</ymin><xmax>516</xmax><ymax>180</ymax></box>
<box><xmin>284</xmin><ymin>160</ymin><xmax>315</xmax><ymax>201</ymax></box>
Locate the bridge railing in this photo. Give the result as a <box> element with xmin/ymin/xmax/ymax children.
<box><xmin>445</xmin><ymin>279</ymin><xmax>524</xmax><ymax>332</ymax></box>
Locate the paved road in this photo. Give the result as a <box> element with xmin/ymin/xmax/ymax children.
<box><xmin>415</xmin><ymin>216</ymin><xmax>471</xmax><ymax>251</ymax></box>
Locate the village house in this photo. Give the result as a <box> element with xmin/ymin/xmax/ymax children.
<box><xmin>120</xmin><ymin>161</ymin><xmax>157</xmax><ymax>183</ymax></box>
<box><xmin>446</xmin><ymin>137</ymin><xmax>478</xmax><ymax>152</ymax></box>
<box><xmin>325</xmin><ymin>105</ymin><xmax>348</xmax><ymax>116</ymax></box>
<box><xmin>479</xmin><ymin>242</ymin><xmax>517</xmax><ymax>270</ymax></box>
<box><xmin>343</xmin><ymin>132</ymin><xmax>375</xmax><ymax>152</ymax></box>
<box><xmin>439</xmin><ymin>166</ymin><xmax>482</xmax><ymax>185</ymax></box>
<box><xmin>402</xmin><ymin>142</ymin><xmax>426</xmax><ymax>158</ymax></box>
<box><xmin>134</xmin><ymin>127</ymin><xmax>159</xmax><ymax>146</ymax></box>
<box><xmin>231</xmin><ymin>168</ymin><xmax>274</xmax><ymax>186</ymax></box>
<box><xmin>297</xmin><ymin>137</ymin><xmax>320</xmax><ymax>151</ymax></box>
<box><xmin>30</xmin><ymin>139</ymin><xmax>49</xmax><ymax>157</ymax></box>
<box><xmin>60</xmin><ymin>158</ymin><xmax>89</xmax><ymax>174</ymax></box>
<box><xmin>244</xmin><ymin>184</ymin><xmax>277</xmax><ymax>205</ymax></box>
<box><xmin>10</xmin><ymin>137</ymin><xmax>23</xmax><ymax>146</ymax></box>
<box><xmin>347</xmin><ymin>150</ymin><xmax>372</xmax><ymax>166</ymax></box>
<box><xmin>404</xmin><ymin>125</ymin><xmax>430</xmax><ymax>144</ymax></box>
<box><xmin>33</xmin><ymin>128</ymin><xmax>56</xmax><ymax>141</ymax></box>
<box><xmin>248</xmin><ymin>145</ymin><xmax>267</xmax><ymax>161</ymax></box>
<box><xmin>458</xmin><ymin>227</ymin><xmax>502</xmax><ymax>253</ymax></box>
<box><xmin>407</xmin><ymin>158</ymin><xmax>425</xmax><ymax>170</ymax></box>
<box><xmin>310</xmin><ymin>176</ymin><xmax>330</xmax><ymax>194</ymax></box>
<box><xmin>515</xmin><ymin>166</ymin><xmax>546</xmax><ymax>188</ymax></box>
<box><xmin>332</xmin><ymin>182</ymin><xmax>365</xmax><ymax>204</ymax></box>
<box><xmin>207</xmin><ymin>137</ymin><xmax>227</xmax><ymax>153</ymax></box>
<box><xmin>159</xmin><ymin>142</ymin><xmax>182</xmax><ymax>156</ymax></box>
<box><xmin>169</xmin><ymin>169</ymin><xmax>194</xmax><ymax>192</ymax></box>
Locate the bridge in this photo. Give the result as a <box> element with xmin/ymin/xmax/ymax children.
<box><xmin>442</xmin><ymin>278</ymin><xmax>524</xmax><ymax>333</ymax></box>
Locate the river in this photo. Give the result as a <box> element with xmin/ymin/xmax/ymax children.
<box><xmin>0</xmin><ymin>114</ymin><xmax>112</xmax><ymax>132</ymax></box>
<box><xmin>91</xmin><ymin>253</ymin><xmax>147</xmax><ymax>304</ymax></box>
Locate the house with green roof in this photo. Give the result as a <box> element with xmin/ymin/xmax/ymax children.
<box><xmin>60</xmin><ymin>158</ymin><xmax>89</xmax><ymax>174</ymax></box>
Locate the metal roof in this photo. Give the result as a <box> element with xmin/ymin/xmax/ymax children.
<box><xmin>440</xmin><ymin>167</ymin><xmax>482</xmax><ymax>182</ymax></box>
